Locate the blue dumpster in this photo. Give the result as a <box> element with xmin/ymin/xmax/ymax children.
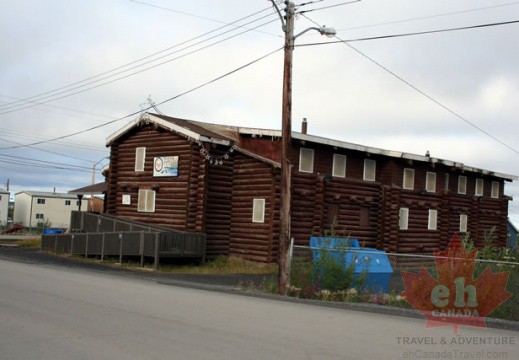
<box><xmin>310</xmin><ymin>237</ymin><xmax>393</xmax><ymax>293</ymax></box>
<box><xmin>43</xmin><ymin>228</ymin><xmax>64</xmax><ymax>235</ymax></box>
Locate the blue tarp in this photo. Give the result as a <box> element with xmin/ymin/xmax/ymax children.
<box><xmin>310</xmin><ymin>237</ymin><xmax>393</xmax><ymax>293</ymax></box>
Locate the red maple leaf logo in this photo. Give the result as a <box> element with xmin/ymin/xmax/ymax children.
<box><xmin>401</xmin><ymin>234</ymin><xmax>511</xmax><ymax>334</ymax></box>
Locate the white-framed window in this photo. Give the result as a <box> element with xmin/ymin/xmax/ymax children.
<box><xmin>37</xmin><ymin>198</ymin><xmax>45</xmax><ymax>204</ymax></box>
<box><xmin>428</xmin><ymin>209</ymin><xmax>438</xmax><ymax>230</ymax></box>
<box><xmin>491</xmin><ymin>181</ymin><xmax>499</xmax><ymax>199</ymax></box>
<box><xmin>135</xmin><ymin>147</ymin><xmax>146</xmax><ymax>172</ymax></box>
<box><xmin>444</xmin><ymin>173</ymin><xmax>450</xmax><ymax>192</ymax></box>
<box><xmin>426</xmin><ymin>172</ymin><xmax>437</xmax><ymax>193</ymax></box>
<box><xmin>458</xmin><ymin>175</ymin><xmax>467</xmax><ymax>195</ymax></box>
<box><xmin>252</xmin><ymin>198</ymin><xmax>265</xmax><ymax>223</ymax></box>
<box><xmin>459</xmin><ymin>214</ymin><xmax>468</xmax><ymax>233</ymax></box>
<box><xmin>137</xmin><ymin>189</ymin><xmax>156</xmax><ymax>213</ymax></box>
<box><xmin>475</xmin><ymin>178</ymin><xmax>484</xmax><ymax>197</ymax></box>
<box><xmin>403</xmin><ymin>168</ymin><xmax>415</xmax><ymax>190</ymax></box>
<box><xmin>332</xmin><ymin>154</ymin><xmax>346</xmax><ymax>178</ymax></box>
<box><xmin>35</xmin><ymin>213</ymin><xmax>44</xmax><ymax>220</ymax></box>
<box><xmin>363</xmin><ymin>159</ymin><xmax>376</xmax><ymax>182</ymax></box>
<box><xmin>399</xmin><ymin>208</ymin><xmax>409</xmax><ymax>230</ymax></box>
<box><xmin>299</xmin><ymin>148</ymin><xmax>314</xmax><ymax>173</ymax></box>
<box><xmin>122</xmin><ymin>194</ymin><xmax>131</xmax><ymax>205</ymax></box>
<box><xmin>65</xmin><ymin>200</ymin><xmax>71</xmax><ymax>206</ymax></box>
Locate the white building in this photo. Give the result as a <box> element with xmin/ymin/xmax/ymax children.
<box><xmin>0</xmin><ymin>188</ymin><xmax>9</xmax><ymax>226</ymax></box>
<box><xmin>13</xmin><ymin>191</ymin><xmax>88</xmax><ymax>229</ymax></box>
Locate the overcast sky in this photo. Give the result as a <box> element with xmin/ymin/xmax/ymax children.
<box><xmin>1</xmin><ymin>0</ymin><xmax>518</xmax><ymax>224</ymax></box>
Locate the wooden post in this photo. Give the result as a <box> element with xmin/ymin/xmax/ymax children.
<box><xmin>85</xmin><ymin>233</ymin><xmax>89</xmax><ymax>258</ymax></box>
<box><xmin>70</xmin><ymin>234</ymin><xmax>74</xmax><ymax>255</ymax></box>
<box><xmin>140</xmin><ymin>231</ymin><xmax>145</xmax><ymax>268</ymax></box>
<box><xmin>278</xmin><ymin>1</ymin><xmax>295</xmax><ymax>294</ymax></box>
<box><xmin>54</xmin><ymin>235</ymin><xmax>58</xmax><ymax>253</ymax></box>
<box><xmin>119</xmin><ymin>232</ymin><xmax>123</xmax><ymax>264</ymax></box>
<box><xmin>154</xmin><ymin>233</ymin><xmax>160</xmax><ymax>271</ymax></box>
<box><xmin>101</xmin><ymin>232</ymin><xmax>105</xmax><ymax>261</ymax></box>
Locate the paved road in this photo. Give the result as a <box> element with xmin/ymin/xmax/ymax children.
<box><xmin>0</xmin><ymin>259</ymin><xmax>517</xmax><ymax>360</ymax></box>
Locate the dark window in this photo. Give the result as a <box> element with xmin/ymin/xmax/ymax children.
<box><xmin>37</xmin><ymin>198</ymin><xmax>45</xmax><ymax>204</ymax></box>
<box><xmin>36</xmin><ymin>213</ymin><xmax>44</xmax><ymax>219</ymax></box>
<box><xmin>359</xmin><ymin>207</ymin><xmax>370</xmax><ymax>227</ymax></box>
<box><xmin>65</xmin><ymin>200</ymin><xmax>71</xmax><ymax>206</ymax></box>
<box><xmin>326</xmin><ymin>203</ymin><xmax>339</xmax><ymax>226</ymax></box>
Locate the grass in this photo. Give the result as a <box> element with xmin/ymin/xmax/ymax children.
<box><xmin>159</xmin><ymin>256</ymin><xmax>277</xmax><ymax>275</ymax></box>
<box><xmin>16</xmin><ymin>237</ymin><xmax>42</xmax><ymax>248</ymax></box>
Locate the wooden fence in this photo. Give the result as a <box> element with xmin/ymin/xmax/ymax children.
<box><xmin>41</xmin><ymin>231</ymin><xmax>206</xmax><ymax>269</ymax></box>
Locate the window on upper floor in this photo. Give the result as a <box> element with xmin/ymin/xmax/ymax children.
<box><xmin>403</xmin><ymin>168</ymin><xmax>415</xmax><ymax>190</ymax></box>
<box><xmin>65</xmin><ymin>200</ymin><xmax>71</xmax><ymax>206</ymax></box>
<box><xmin>459</xmin><ymin>214</ymin><xmax>468</xmax><ymax>233</ymax></box>
<box><xmin>458</xmin><ymin>175</ymin><xmax>467</xmax><ymax>195</ymax></box>
<box><xmin>491</xmin><ymin>181</ymin><xmax>499</xmax><ymax>199</ymax></box>
<box><xmin>399</xmin><ymin>208</ymin><xmax>409</xmax><ymax>230</ymax></box>
<box><xmin>135</xmin><ymin>147</ymin><xmax>146</xmax><ymax>172</ymax></box>
<box><xmin>475</xmin><ymin>178</ymin><xmax>484</xmax><ymax>197</ymax></box>
<box><xmin>138</xmin><ymin>189</ymin><xmax>155</xmax><ymax>213</ymax></box>
<box><xmin>363</xmin><ymin>159</ymin><xmax>376</xmax><ymax>182</ymax></box>
<box><xmin>252</xmin><ymin>198</ymin><xmax>266</xmax><ymax>223</ymax></box>
<box><xmin>426</xmin><ymin>172</ymin><xmax>437</xmax><ymax>193</ymax></box>
<box><xmin>299</xmin><ymin>148</ymin><xmax>314</xmax><ymax>173</ymax></box>
<box><xmin>35</xmin><ymin>213</ymin><xmax>44</xmax><ymax>220</ymax></box>
<box><xmin>428</xmin><ymin>209</ymin><xmax>438</xmax><ymax>230</ymax></box>
<box><xmin>332</xmin><ymin>154</ymin><xmax>346</xmax><ymax>178</ymax></box>
<box><xmin>445</xmin><ymin>173</ymin><xmax>450</xmax><ymax>192</ymax></box>
<box><xmin>37</xmin><ymin>198</ymin><xmax>45</xmax><ymax>204</ymax></box>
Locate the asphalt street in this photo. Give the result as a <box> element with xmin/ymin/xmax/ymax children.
<box><xmin>0</xmin><ymin>258</ymin><xmax>517</xmax><ymax>360</ymax></box>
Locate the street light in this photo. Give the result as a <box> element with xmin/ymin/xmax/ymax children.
<box><xmin>90</xmin><ymin>156</ymin><xmax>109</xmax><ymax>212</ymax></box>
<box><xmin>269</xmin><ymin>0</ymin><xmax>335</xmax><ymax>294</ymax></box>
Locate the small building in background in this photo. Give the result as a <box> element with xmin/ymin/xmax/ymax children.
<box><xmin>13</xmin><ymin>191</ymin><xmax>89</xmax><ymax>229</ymax></box>
<box><xmin>0</xmin><ymin>188</ymin><xmax>9</xmax><ymax>226</ymax></box>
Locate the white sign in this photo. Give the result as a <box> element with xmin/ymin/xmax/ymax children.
<box><xmin>122</xmin><ymin>194</ymin><xmax>131</xmax><ymax>205</ymax></box>
<box><xmin>153</xmin><ymin>156</ymin><xmax>178</xmax><ymax>177</ymax></box>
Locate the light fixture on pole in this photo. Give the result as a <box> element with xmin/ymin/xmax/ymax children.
<box><xmin>269</xmin><ymin>0</ymin><xmax>335</xmax><ymax>294</ymax></box>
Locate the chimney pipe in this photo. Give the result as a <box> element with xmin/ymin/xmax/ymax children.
<box><xmin>53</xmin><ymin>187</ymin><xmax>56</xmax><ymax>194</ymax></box>
<box><xmin>301</xmin><ymin>118</ymin><xmax>308</xmax><ymax>135</ymax></box>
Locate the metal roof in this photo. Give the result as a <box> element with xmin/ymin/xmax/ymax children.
<box><xmin>15</xmin><ymin>191</ymin><xmax>80</xmax><ymax>199</ymax></box>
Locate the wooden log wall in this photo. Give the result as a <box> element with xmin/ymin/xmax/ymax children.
<box><xmin>229</xmin><ymin>154</ymin><xmax>277</xmax><ymax>262</ymax></box>
<box><xmin>106</xmin><ymin>124</ymin><xmax>199</xmax><ymax>231</ymax></box>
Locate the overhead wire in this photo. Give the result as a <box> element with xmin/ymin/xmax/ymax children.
<box><xmin>295</xmin><ymin>19</ymin><xmax>519</xmax><ymax>47</ymax></box>
<box><xmin>297</xmin><ymin>0</ymin><xmax>361</xmax><ymax>14</ymax></box>
<box><xmin>0</xmin><ymin>6</ymin><xmax>277</xmax><ymax>112</ymax></box>
<box><xmin>301</xmin><ymin>13</ymin><xmax>519</xmax><ymax>155</ymax></box>
<box><xmin>0</xmin><ymin>153</ymin><xmax>93</xmax><ymax>170</ymax></box>
<box><xmin>0</xmin><ymin>158</ymin><xmax>93</xmax><ymax>173</ymax></box>
<box><xmin>0</xmin><ymin>47</ymin><xmax>283</xmax><ymax>150</ymax></box>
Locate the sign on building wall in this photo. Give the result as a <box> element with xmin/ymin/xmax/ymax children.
<box><xmin>153</xmin><ymin>156</ymin><xmax>179</xmax><ymax>177</ymax></box>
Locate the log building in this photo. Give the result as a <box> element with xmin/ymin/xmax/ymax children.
<box><xmin>105</xmin><ymin>113</ymin><xmax>517</xmax><ymax>262</ymax></box>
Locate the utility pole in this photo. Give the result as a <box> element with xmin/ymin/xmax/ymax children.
<box><xmin>278</xmin><ymin>1</ymin><xmax>295</xmax><ymax>294</ymax></box>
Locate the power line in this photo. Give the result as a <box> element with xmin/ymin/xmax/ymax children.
<box><xmin>0</xmin><ymin>153</ymin><xmax>92</xmax><ymax>170</ymax></box>
<box><xmin>0</xmin><ymin>16</ymin><xmax>278</xmax><ymax>116</ymax></box>
<box><xmin>336</xmin><ymin>1</ymin><xmax>519</xmax><ymax>32</ymax></box>
<box><xmin>0</xmin><ymin>158</ymin><xmax>92</xmax><ymax>173</ymax></box>
<box><xmin>301</xmin><ymin>14</ymin><xmax>519</xmax><ymax>155</ymax></box>
<box><xmin>296</xmin><ymin>19</ymin><xmax>519</xmax><ymax>47</ymax></box>
<box><xmin>0</xmin><ymin>129</ymin><xmax>106</xmax><ymax>152</ymax></box>
<box><xmin>0</xmin><ymin>47</ymin><xmax>283</xmax><ymax>150</ymax></box>
<box><xmin>297</xmin><ymin>0</ymin><xmax>361</xmax><ymax>14</ymax></box>
<box><xmin>0</xmin><ymin>6</ymin><xmax>276</xmax><ymax>112</ymax></box>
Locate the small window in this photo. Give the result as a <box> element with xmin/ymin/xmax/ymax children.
<box><xmin>332</xmin><ymin>154</ymin><xmax>346</xmax><ymax>178</ymax></box>
<box><xmin>299</xmin><ymin>148</ymin><xmax>314</xmax><ymax>173</ymax></box>
<box><xmin>399</xmin><ymin>208</ymin><xmax>409</xmax><ymax>230</ymax></box>
<box><xmin>426</xmin><ymin>172</ymin><xmax>436</xmax><ymax>193</ymax></box>
<box><xmin>37</xmin><ymin>198</ymin><xmax>46</xmax><ymax>204</ymax></box>
<box><xmin>444</xmin><ymin>173</ymin><xmax>450</xmax><ymax>192</ymax></box>
<box><xmin>76</xmin><ymin>201</ymin><xmax>80</xmax><ymax>206</ymax></box>
<box><xmin>138</xmin><ymin>189</ymin><xmax>156</xmax><ymax>212</ymax></box>
<box><xmin>491</xmin><ymin>181</ymin><xmax>499</xmax><ymax>198</ymax></box>
<box><xmin>428</xmin><ymin>209</ymin><xmax>438</xmax><ymax>230</ymax></box>
<box><xmin>475</xmin><ymin>179</ymin><xmax>484</xmax><ymax>197</ymax></box>
<box><xmin>35</xmin><ymin>213</ymin><xmax>44</xmax><ymax>220</ymax></box>
<box><xmin>252</xmin><ymin>199</ymin><xmax>265</xmax><ymax>223</ymax></box>
<box><xmin>122</xmin><ymin>194</ymin><xmax>131</xmax><ymax>205</ymax></box>
<box><xmin>458</xmin><ymin>176</ymin><xmax>467</xmax><ymax>195</ymax></box>
<box><xmin>65</xmin><ymin>200</ymin><xmax>71</xmax><ymax>206</ymax></box>
<box><xmin>135</xmin><ymin>147</ymin><xmax>146</xmax><ymax>172</ymax></box>
<box><xmin>459</xmin><ymin>214</ymin><xmax>468</xmax><ymax>233</ymax></box>
<box><xmin>403</xmin><ymin>168</ymin><xmax>415</xmax><ymax>190</ymax></box>
<box><xmin>363</xmin><ymin>159</ymin><xmax>376</xmax><ymax>182</ymax></box>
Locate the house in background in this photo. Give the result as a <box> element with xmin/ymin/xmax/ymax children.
<box><xmin>0</xmin><ymin>188</ymin><xmax>9</xmax><ymax>226</ymax></box>
<box><xmin>508</xmin><ymin>219</ymin><xmax>518</xmax><ymax>250</ymax></box>
<box><xmin>13</xmin><ymin>191</ymin><xmax>89</xmax><ymax>229</ymax></box>
<box><xmin>104</xmin><ymin>113</ymin><xmax>517</xmax><ymax>262</ymax></box>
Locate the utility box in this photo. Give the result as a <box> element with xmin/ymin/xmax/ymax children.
<box><xmin>310</xmin><ymin>237</ymin><xmax>393</xmax><ymax>293</ymax></box>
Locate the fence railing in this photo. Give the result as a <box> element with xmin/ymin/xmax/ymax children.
<box><xmin>41</xmin><ymin>230</ymin><xmax>207</xmax><ymax>269</ymax></box>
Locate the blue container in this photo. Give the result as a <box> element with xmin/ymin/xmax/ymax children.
<box><xmin>43</xmin><ymin>228</ymin><xmax>64</xmax><ymax>235</ymax></box>
<box><xmin>310</xmin><ymin>237</ymin><xmax>393</xmax><ymax>293</ymax></box>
